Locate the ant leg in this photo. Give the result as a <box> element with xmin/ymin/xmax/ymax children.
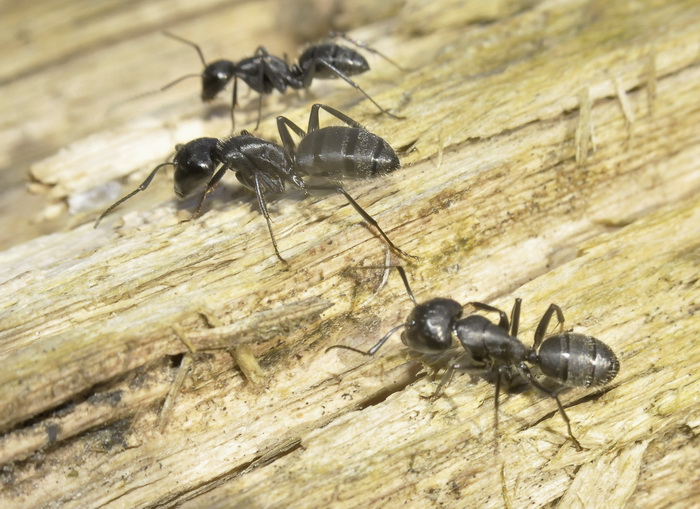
<box><xmin>518</xmin><ymin>363</ymin><xmax>583</xmax><ymax>450</ymax></box>
<box><xmin>191</xmin><ymin>166</ymin><xmax>229</xmax><ymax>219</ymax></box>
<box><xmin>308</xmin><ymin>103</ymin><xmax>365</xmax><ymax>132</ymax></box>
<box><xmin>394</xmin><ymin>265</ymin><xmax>417</xmax><ymax>305</ymax></box>
<box><xmin>94</xmin><ymin>162</ymin><xmax>174</xmax><ymax>227</ymax></box>
<box><xmin>341</xmin><ymin>263</ymin><xmax>415</xmax><ymax>307</ymax></box>
<box><xmin>276</xmin><ymin>115</ymin><xmax>306</xmax><ymax>156</ymax></box>
<box><xmin>326</xmin><ymin>323</ymin><xmax>406</xmax><ymax>356</ymax></box>
<box><xmin>493</xmin><ymin>367</ymin><xmax>504</xmax><ymax>452</ymax></box>
<box><xmin>433</xmin><ymin>360</ymin><xmax>458</xmax><ymax>400</ymax></box>
<box><xmin>328</xmin><ymin>31</ymin><xmax>408</xmax><ymax>72</ymax></box>
<box><xmin>433</xmin><ymin>353</ymin><xmax>483</xmax><ymax>399</ymax></box>
<box><xmin>300</xmin><ymin>58</ymin><xmax>317</xmax><ymax>90</ymax></box>
<box><xmin>308</xmin><ymin>61</ymin><xmax>403</xmax><ymax>119</ymax></box>
<box><xmin>510</xmin><ymin>298</ymin><xmax>522</xmax><ymax>337</ymax></box>
<box><xmin>533</xmin><ymin>304</ymin><xmax>565</xmax><ymax>350</ymax></box>
<box><xmin>252</xmin><ymin>173</ymin><xmax>286</xmax><ymax>264</ymax></box>
<box><xmin>255</xmin><ymin>92</ymin><xmax>264</xmax><ymax>130</ymax></box>
<box><xmin>469</xmin><ymin>302</ymin><xmax>510</xmax><ymax>332</ymax></box>
<box><xmin>163</xmin><ymin>31</ymin><xmax>208</xmax><ymax>67</ymax></box>
<box><xmin>252</xmin><ymin>58</ymin><xmax>267</xmax><ymax>130</ymax></box>
<box><xmin>230</xmin><ymin>76</ymin><xmax>239</xmax><ymax>132</ymax></box>
<box><xmin>304</xmin><ymin>183</ymin><xmax>416</xmax><ymax>260</ymax></box>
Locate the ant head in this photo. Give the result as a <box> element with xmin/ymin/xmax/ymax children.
<box><xmin>201</xmin><ymin>60</ymin><xmax>236</xmax><ymax>101</ymax></box>
<box><xmin>173</xmin><ymin>138</ymin><xmax>220</xmax><ymax>198</ymax></box>
<box><xmin>401</xmin><ymin>298</ymin><xmax>462</xmax><ymax>354</ymax></box>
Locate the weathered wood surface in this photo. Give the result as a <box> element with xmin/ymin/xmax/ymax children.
<box><xmin>1</xmin><ymin>0</ymin><xmax>699</xmax><ymax>507</ymax></box>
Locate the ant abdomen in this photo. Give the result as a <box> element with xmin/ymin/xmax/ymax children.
<box><xmin>296</xmin><ymin>44</ymin><xmax>369</xmax><ymax>79</ymax></box>
<box><xmin>296</xmin><ymin>127</ymin><xmax>399</xmax><ymax>180</ymax></box>
<box><xmin>536</xmin><ymin>333</ymin><xmax>620</xmax><ymax>388</ymax></box>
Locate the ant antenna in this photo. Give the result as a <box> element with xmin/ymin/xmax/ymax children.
<box><xmin>342</xmin><ymin>264</ymin><xmax>418</xmax><ymax>304</ymax></box>
<box><xmin>325</xmin><ymin>264</ymin><xmax>416</xmax><ymax>356</ymax></box>
<box><xmin>106</xmin><ymin>31</ymin><xmax>207</xmax><ymax>116</ymax></box>
<box><xmin>325</xmin><ymin>323</ymin><xmax>406</xmax><ymax>356</ymax></box>
<box><xmin>163</xmin><ymin>31</ymin><xmax>208</xmax><ymax>67</ymax></box>
<box><xmin>106</xmin><ymin>74</ymin><xmax>201</xmax><ymax>115</ymax></box>
<box><xmin>94</xmin><ymin>162</ymin><xmax>174</xmax><ymax>227</ymax></box>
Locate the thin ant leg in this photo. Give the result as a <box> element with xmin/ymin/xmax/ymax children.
<box><xmin>228</xmin><ymin>46</ymin><xmax>271</xmax><ymax>131</ymax></box>
<box><xmin>94</xmin><ymin>162</ymin><xmax>174</xmax><ymax>227</ymax></box>
<box><xmin>394</xmin><ymin>265</ymin><xmax>417</xmax><ymax>305</ymax></box>
<box><xmin>434</xmin><ymin>360</ymin><xmax>457</xmax><ymax>400</ymax></box>
<box><xmin>255</xmin><ymin>90</ymin><xmax>264</xmax><ymax>130</ymax></box>
<box><xmin>517</xmin><ymin>363</ymin><xmax>583</xmax><ymax>450</ymax></box>
<box><xmin>533</xmin><ymin>304</ymin><xmax>565</xmax><ymax>350</ymax></box>
<box><xmin>433</xmin><ymin>353</ymin><xmax>484</xmax><ymax>399</ymax></box>
<box><xmin>328</xmin><ymin>31</ymin><xmax>409</xmax><ymax>72</ymax></box>
<box><xmin>252</xmin><ymin>172</ymin><xmax>287</xmax><ymax>264</ymax></box>
<box><xmin>307</xmin><ymin>103</ymin><xmax>366</xmax><ymax>132</ymax></box>
<box><xmin>237</xmin><ymin>46</ymin><xmax>288</xmax><ymax>131</ymax></box>
<box><xmin>493</xmin><ymin>367</ymin><xmax>503</xmax><ymax>452</ymax></box>
<box><xmin>306</xmin><ymin>60</ymin><xmax>402</xmax><ymax>119</ymax></box>
<box><xmin>231</xmin><ymin>75</ymin><xmax>239</xmax><ymax>131</ymax></box>
<box><xmin>469</xmin><ymin>302</ymin><xmax>510</xmax><ymax>332</ymax></box>
<box><xmin>190</xmin><ymin>166</ymin><xmax>229</xmax><ymax>219</ymax></box>
<box><xmin>340</xmin><ymin>264</ymin><xmax>416</xmax><ymax>309</ymax></box>
<box><xmin>325</xmin><ymin>323</ymin><xmax>406</xmax><ymax>356</ymax></box>
<box><xmin>253</xmin><ymin>52</ymin><xmax>267</xmax><ymax>130</ymax></box>
<box><xmin>510</xmin><ymin>298</ymin><xmax>522</xmax><ymax>337</ymax></box>
<box><xmin>303</xmin><ymin>183</ymin><xmax>417</xmax><ymax>260</ymax></box>
<box><xmin>276</xmin><ymin>115</ymin><xmax>306</xmax><ymax>156</ymax></box>
<box><xmin>444</xmin><ymin>359</ymin><xmax>511</xmax><ymax>448</ymax></box>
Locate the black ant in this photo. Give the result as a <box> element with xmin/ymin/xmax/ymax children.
<box><xmin>95</xmin><ymin>104</ymin><xmax>415</xmax><ymax>263</ymax></box>
<box><xmin>125</xmin><ymin>31</ymin><xmax>404</xmax><ymax>129</ymax></box>
<box><xmin>327</xmin><ymin>266</ymin><xmax>620</xmax><ymax>450</ymax></box>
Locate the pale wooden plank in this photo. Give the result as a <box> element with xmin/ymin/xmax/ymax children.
<box><xmin>0</xmin><ymin>0</ymin><xmax>699</xmax><ymax>507</ymax></box>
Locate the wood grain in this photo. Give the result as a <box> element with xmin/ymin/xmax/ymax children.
<box><xmin>1</xmin><ymin>0</ymin><xmax>699</xmax><ymax>507</ymax></box>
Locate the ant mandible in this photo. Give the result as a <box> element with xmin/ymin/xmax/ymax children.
<box><xmin>95</xmin><ymin>104</ymin><xmax>415</xmax><ymax>263</ymax></box>
<box><xmin>327</xmin><ymin>266</ymin><xmax>620</xmax><ymax>450</ymax></box>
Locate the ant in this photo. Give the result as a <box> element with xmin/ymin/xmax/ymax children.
<box><xmin>327</xmin><ymin>266</ymin><xmax>620</xmax><ymax>450</ymax></box>
<box><xmin>95</xmin><ymin>104</ymin><xmax>415</xmax><ymax>263</ymax></box>
<box><xmin>126</xmin><ymin>31</ymin><xmax>404</xmax><ymax>129</ymax></box>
